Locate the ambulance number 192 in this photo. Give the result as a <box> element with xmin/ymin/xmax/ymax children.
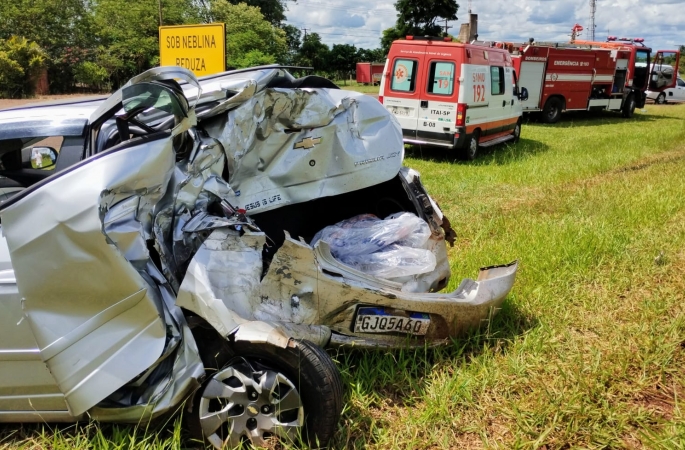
<box><xmin>473</xmin><ymin>84</ymin><xmax>486</xmax><ymax>102</ymax></box>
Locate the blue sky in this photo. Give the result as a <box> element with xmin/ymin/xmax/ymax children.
<box><xmin>284</xmin><ymin>0</ymin><xmax>685</xmax><ymax>52</ymax></box>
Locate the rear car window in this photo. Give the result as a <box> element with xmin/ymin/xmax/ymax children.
<box><xmin>390</xmin><ymin>59</ymin><xmax>418</xmax><ymax>92</ymax></box>
<box><xmin>427</xmin><ymin>61</ymin><xmax>455</xmax><ymax>95</ymax></box>
<box><xmin>490</xmin><ymin>66</ymin><xmax>505</xmax><ymax>95</ymax></box>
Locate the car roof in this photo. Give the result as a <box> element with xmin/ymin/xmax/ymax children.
<box><xmin>0</xmin><ymin>97</ymin><xmax>106</xmax><ymax>140</ymax></box>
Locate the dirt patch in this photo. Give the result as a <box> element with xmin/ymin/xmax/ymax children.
<box><xmin>629</xmin><ymin>380</ymin><xmax>683</xmax><ymax>421</ymax></box>
<box><xmin>0</xmin><ymin>94</ymin><xmax>103</xmax><ymax>110</ymax></box>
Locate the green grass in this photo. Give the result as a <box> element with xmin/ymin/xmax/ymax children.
<box><xmin>2</xmin><ymin>104</ymin><xmax>685</xmax><ymax>449</ymax></box>
<box><xmin>335</xmin><ymin>80</ymin><xmax>381</xmax><ymax>94</ymax></box>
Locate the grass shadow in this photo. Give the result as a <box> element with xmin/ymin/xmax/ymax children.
<box><xmin>0</xmin><ymin>416</ymin><xmax>185</xmax><ymax>449</ymax></box>
<box><xmin>525</xmin><ymin>109</ymin><xmax>682</xmax><ymax>128</ymax></box>
<box><xmin>330</xmin><ymin>300</ymin><xmax>537</xmax><ymax>447</ymax></box>
<box><xmin>406</xmin><ymin>138</ymin><xmax>551</xmax><ymax>166</ymax></box>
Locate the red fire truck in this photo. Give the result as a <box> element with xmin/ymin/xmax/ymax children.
<box><xmin>482</xmin><ymin>37</ymin><xmax>680</xmax><ymax>123</ymax></box>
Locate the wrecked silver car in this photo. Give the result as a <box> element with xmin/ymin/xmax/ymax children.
<box><xmin>0</xmin><ymin>67</ymin><xmax>346</xmax><ymax>448</ymax></box>
<box><xmin>0</xmin><ymin>64</ymin><xmax>516</xmax><ymax>444</ymax></box>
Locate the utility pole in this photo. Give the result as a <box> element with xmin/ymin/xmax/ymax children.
<box><xmin>158</xmin><ymin>0</ymin><xmax>163</xmax><ymax>26</ymax></box>
<box><xmin>302</xmin><ymin>28</ymin><xmax>309</xmax><ymax>40</ymax></box>
<box><xmin>443</xmin><ymin>18</ymin><xmax>451</xmax><ymax>36</ymax></box>
<box><xmin>589</xmin><ymin>0</ymin><xmax>596</xmax><ymax>41</ymax></box>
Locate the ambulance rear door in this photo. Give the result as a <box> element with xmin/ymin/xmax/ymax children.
<box><xmin>417</xmin><ymin>50</ymin><xmax>460</xmax><ymax>141</ymax></box>
<box><xmin>383</xmin><ymin>50</ymin><xmax>424</xmax><ymax>140</ymax></box>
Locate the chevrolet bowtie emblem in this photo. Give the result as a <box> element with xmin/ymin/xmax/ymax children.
<box><xmin>294</xmin><ymin>137</ymin><xmax>322</xmax><ymax>150</ymax></box>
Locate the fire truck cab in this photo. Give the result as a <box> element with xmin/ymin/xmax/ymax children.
<box><xmin>379</xmin><ymin>37</ymin><xmax>528</xmax><ymax>160</ymax></box>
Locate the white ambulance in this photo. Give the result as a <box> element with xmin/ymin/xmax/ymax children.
<box><xmin>379</xmin><ymin>37</ymin><xmax>528</xmax><ymax>159</ymax></box>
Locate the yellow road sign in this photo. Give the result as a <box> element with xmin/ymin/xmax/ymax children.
<box><xmin>159</xmin><ymin>23</ymin><xmax>225</xmax><ymax>76</ymax></box>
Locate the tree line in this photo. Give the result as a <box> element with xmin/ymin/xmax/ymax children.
<box><xmin>0</xmin><ymin>0</ymin><xmax>387</xmax><ymax>97</ymax></box>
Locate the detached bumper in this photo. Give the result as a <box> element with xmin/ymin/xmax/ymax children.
<box><xmin>324</xmin><ymin>261</ymin><xmax>519</xmax><ymax>348</ymax></box>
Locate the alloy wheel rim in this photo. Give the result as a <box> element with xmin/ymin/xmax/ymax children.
<box><xmin>198</xmin><ymin>359</ymin><xmax>304</xmax><ymax>448</ymax></box>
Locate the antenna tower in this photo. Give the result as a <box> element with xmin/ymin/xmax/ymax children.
<box><xmin>589</xmin><ymin>0</ymin><xmax>596</xmax><ymax>41</ymax></box>
<box><xmin>468</xmin><ymin>0</ymin><xmax>472</xmax><ymax>13</ymax></box>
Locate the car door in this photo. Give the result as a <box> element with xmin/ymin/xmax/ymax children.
<box><xmin>649</xmin><ymin>51</ymin><xmax>680</xmax><ymax>91</ymax></box>
<box><xmin>0</xmin><ymin>79</ymin><xmax>193</xmax><ymax>417</ymax></box>
<box><xmin>0</xmin><ymin>128</ymin><xmax>88</xmax><ymax>414</ymax></box>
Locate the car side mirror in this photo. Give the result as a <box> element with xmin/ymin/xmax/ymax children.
<box><xmin>30</xmin><ymin>147</ymin><xmax>58</xmax><ymax>169</ymax></box>
<box><xmin>519</xmin><ymin>87</ymin><xmax>529</xmax><ymax>101</ymax></box>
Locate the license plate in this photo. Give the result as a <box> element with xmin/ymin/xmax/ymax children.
<box><xmin>389</xmin><ymin>106</ymin><xmax>412</xmax><ymax>117</ymax></box>
<box><xmin>354</xmin><ymin>307</ymin><xmax>430</xmax><ymax>335</ymax></box>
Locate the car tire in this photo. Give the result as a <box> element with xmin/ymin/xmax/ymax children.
<box><xmin>460</xmin><ymin>130</ymin><xmax>480</xmax><ymax>160</ymax></box>
<box><xmin>542</xmin><ymin>97</ymin><xmax>562</xmax><ymax>124</ymax></box>
<box><xmin>187</xmin><ymin>340</ymin><xmax>343</xmax><ymax>449</ymax></box>
<box><xmin>656</xmin><ymin>93</ymin><xmax>666</xmax><ymax>104</ymax></box>
<box><xmin>511</xmin><ymin>118</ymin><xmax>522</xmax><ymax>143</ymax></box>
<box><xmin>622</xmin><ymin>94</ymin><xmax>636</xmax><ymax>118</ymax></box>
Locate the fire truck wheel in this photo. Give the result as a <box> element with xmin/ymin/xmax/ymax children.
<box><xmin>656</xmin><ymin>93</ymin><xmax>666</xmax><ymax>104</ymax></box>
<box><xmin>542</xmin><ymin>98</ymin><xmax>562</xmax><ymax>124</ymax></box>
<box><xmin>512</xmin><ymin>119</ymin><xmax>522</xmax><ymax>143</ymax></box>
<box><xmin>461</xmin><ymin>130</ymin><xmax>479</xmax><ymax>160</ymax></box>
<box><xmin>622</xmin><ymin>95</ymin><xmax>636</xmax><ymax>118</ymax></box>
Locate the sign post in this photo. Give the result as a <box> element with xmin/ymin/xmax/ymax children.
<box><xmin>159</xmin><ymin>23</ymin><xmax>225</xmax><ymax>76</ymax></box>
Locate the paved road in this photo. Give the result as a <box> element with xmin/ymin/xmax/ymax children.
<box><xmin>0</xmin><ymin>94</ymin><xmax>103</xmax><ymax>111</ymax></box>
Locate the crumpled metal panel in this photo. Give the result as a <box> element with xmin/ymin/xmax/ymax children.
<box><xmin>175</xmin><ymin>228</ymin><xmax>331</xmax><ymax>347</ymax></box>
<box><xmin>0</xmin><ymin>136</ymin><xmax>176</xmax><ymax>416</ymax></box>
<box><xmin>203</xmin><ymin>88</ymin><xmax>404</xmax><ymax>214</ymax></box>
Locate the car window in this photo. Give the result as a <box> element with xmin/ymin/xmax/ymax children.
<box><xmin>390</xmin><ymin>59</ymin><xmax>418</xmax><ymax>93</ymax></box>
<box><xmin>427</xmin><ymin>61</ymin><xmax>455</xmax><ymax>95</ymax></box>
<box><xmin>490</xmin><ymin>66</ymin><xmax>505</xmax><ymax>95</ymax></box>
<box><xmin>678</xmin><ymin>79</ymin><xmax>685</xmax><ymax>87</ymax></box>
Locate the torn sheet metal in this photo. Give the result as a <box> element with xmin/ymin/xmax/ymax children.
<box><xmin>0</xmin><ymin>135</ymin><xmax>176</xmax><ymax>416</ymax></box>
<box><xmin>203</xmin><ymin>88</ymin><xmax>404</xmax><ymax>215</ymax></box>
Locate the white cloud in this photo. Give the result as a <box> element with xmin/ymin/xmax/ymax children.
<box><xmin>284</xmin><ymin>0</ymin><xmax>685</xmax><ymax>51</ymax></box>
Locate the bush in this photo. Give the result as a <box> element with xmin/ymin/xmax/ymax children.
<box><xmin>0</xmin><ymin>36</ymin><xmax>46</xmax><ymax>98</ymax></box>
<box><xmin>73</xmin><ymin>61</ymin><xmax>109</xmax><ymax>91</ymax></box>
<box><xmin>233</xmin><ymin>50</ymin><xmax>276</xmax><ymax>68</ymax></box>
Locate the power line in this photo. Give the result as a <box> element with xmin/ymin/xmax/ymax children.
<box><xmin>292</xmin><ymin>1</ymin><xmax>397</xmax><ymax>17</ymax></box>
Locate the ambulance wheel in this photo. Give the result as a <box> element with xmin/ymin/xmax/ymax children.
<box><xmin>622</xmin><ymin>94</ymin><xmax>636</xmax><ymax>118</ymax></box>
<box><xmin>542</xmin><ymin>97</ymin><xmax>562</xmax><ymax>124</ymax></box>
<box><xmin>511</xmin><ymin>118</ymin><xmax>522</xmax><ymax>143</ymax></box>
<box><xmin>460</xmin><ymin>131</ymin><xmax>480</xmax><ymax>160</ymax></box>
<box><xmin>656</xmin><ymin>93</ymin><xmax>666</xmax><ymax>104</ymax></box>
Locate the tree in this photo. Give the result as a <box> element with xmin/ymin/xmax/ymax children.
<box><xmin>0</xmin><ymin>37</ymin><xmax>46</xmax><ymax>98</ymax></box>
<box><xmin>297</xmin><ymin>33</ymin><xmax>330</xmax><ymax>74</ymax></box>
<box><xmin>202</xmin><ymin>0</ymin><xmax>294</xmax><ymax>25</ymax></box>
<box><xmin>0</xmin><ymin>0</ymin><xmax>94</xmax><ymax>92</ymax></box>
<box><xmin>282</xmin><ymin>24</ymin><xmax>302</xmax><ymax>65</ymax></box>
<box><xmin>395</xmin><ymin>0</ymin><xmax>458</xmax><ymax>34</ymax></box>
<box><xmin>233</xmin><ymin>50</ymin><xmax>277</xmax><ymax>68</ymax></box>
<box><xmin>380</xmin><ymin>27</ymin><xmax>406</xmax><ymax>55</ymax></box>
<box><xmin>380</xmin><ymin>0</ymin><xmax>458</xmax><ymax>54</ymax></box>
<box><xmin>680</xmin><ymin>45</ymin><xmax>685</xmax><ymax>76</ymax></box>
<box><xmin>210</xmin><ymin>1</ymin><xmax>287</xmax><ymax>68</ymax></box>
<box><xmin>93</xmin><ymin>0</ymin><xmax>202</xmax><ymax>88</ymax></box>
<box><xmin>330</xmin><ymin>44</ymin><xmax>357</xmax><ymax>82</ymax></box>
<box><xmin>357</xmin><ymin>47</ymin><xmax>386</xmax><ymax>63</ymax></box>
